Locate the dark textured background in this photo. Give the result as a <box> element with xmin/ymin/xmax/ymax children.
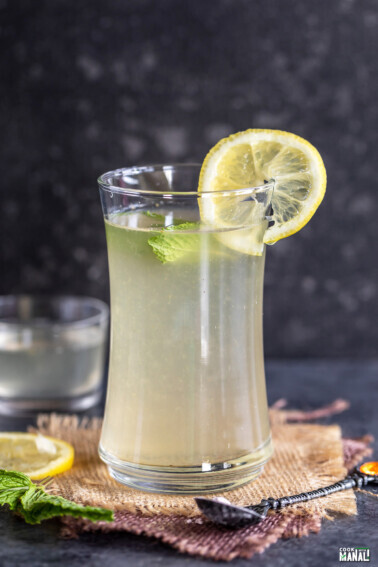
<box><xmin>1</xmin><ymin>0</ymin><xmax>377</xmax><ymax>357</ymax></box>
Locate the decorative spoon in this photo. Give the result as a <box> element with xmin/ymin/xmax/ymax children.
<box><xmin>195</xmin><ymin>462</ymin><xmax>378</xmax><ymax>529</ymax></box>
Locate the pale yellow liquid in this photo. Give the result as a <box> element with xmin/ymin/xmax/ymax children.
<box><xmin>0</xmin><ymin>328</ymin><xmax>104</xmax><ymax>400</ymax></box>
<box><xmin>100</xmin><ymin>211</ymin><xmax>271</xmax><ymax>468</ymax></box>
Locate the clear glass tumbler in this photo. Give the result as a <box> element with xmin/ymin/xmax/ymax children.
<box><xmin>0</xmin><ymin>295</ymin><xmax>109</xmax><ymax>414</ymax></box>
<box><xmin>98</xmin><ymin>164</ymin><xmax>274</xmax><ymax>493</ymax></box>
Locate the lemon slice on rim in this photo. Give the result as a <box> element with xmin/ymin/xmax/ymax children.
<box><xmin>198</xmin><ymin>129</ymin><xmax>326</xmax><ymax>251</ymax></box>
<box><xmin>0</xmin><ymin>432</ymin><xmax>74</xmax><ymax>479</ymax></box>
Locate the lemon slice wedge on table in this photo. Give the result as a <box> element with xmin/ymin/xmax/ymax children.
<box><xmin>0</xmin><ymin>432</ymin><xmax>74</xmax><ymax>479</ymax></box>
<box><xmin>198</xmin><ymin>129</ymin><xmax>326</xmax><ymax>253</ymax></box>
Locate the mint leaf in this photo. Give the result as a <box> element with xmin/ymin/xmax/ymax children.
<box><xmin>0</xmin><ymin>469</ymin><xmax>113</xmax><ymax>525</ymax></box>
<box><xmin>143</xmin><ymin>211</ymin><xmax>166</xmax><ymax>221</ymax></box>
<box><xmin>0</xmin><ymin>470</ymin><xmax>31</xmax><ymax>509</ymax></box>
<box><xmin>142</xmin><ymin>211</ymin><xmax>166</xmax><ymax>225</ymax></box>
<box><xmin>143</xmin><ymin>211</ymin><xmax>188</xmax><ymax>227</ymax></box>
<box><xmin>20</xmin><ymin>487</ymin><xmax>113</xmax><ymax>524</ymax></box>
<box><xmin>148</xmin><ymin>222</ymin><xmax>200</xmax><ymax>263</ymax></box>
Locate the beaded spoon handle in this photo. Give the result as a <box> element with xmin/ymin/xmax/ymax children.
<box><xmin>195</xmin><ymin>462</ymin><xmax>378</xmax><ymax>529</ymax></box>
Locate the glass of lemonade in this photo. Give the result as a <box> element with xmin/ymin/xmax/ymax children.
<box><xmin>0</xmin><ymin>295</ymin><xmax>109</xmax><ymax>414</ymax></box>
<box><xmin>98</xmin><ymin>164</ymin><xmax>274</xmax><ymax>493</ymax></box>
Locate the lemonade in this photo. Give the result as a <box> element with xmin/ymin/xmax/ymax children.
<box><xmin>99</xmin><ymin>210</ymin><xmax>272</xmax><ymax>473</ymax></box>
<box><xmin>98</xmin><ymin>130</ymin><xmax>326</xmax><ymax>493</ymax></box>
<box><xmin>0</xmin><ymin>328</ymin><xmax>104</xmax><ymax>401</ymax></box>
<box><xmin>0</xmin><ymin>296</ymin><xmax>108</xmax><ymax>414</ymax></box>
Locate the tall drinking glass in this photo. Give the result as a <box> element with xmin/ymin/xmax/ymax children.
<box><xmin>98</xmin><ymin>164</ymin><xmax>274</xmax><ymax>493</ymax></box>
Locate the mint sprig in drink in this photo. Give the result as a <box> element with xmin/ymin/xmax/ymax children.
<box><xmin>98</xmin><ymin>131</ymin><xmax>326</xmax><ymax>494</ymax></box>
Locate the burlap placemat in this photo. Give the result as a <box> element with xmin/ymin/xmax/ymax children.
<box><xmin>32</xmin><ymin>400</ymin><xmax>373</xmax><ymax>561</ymax></box>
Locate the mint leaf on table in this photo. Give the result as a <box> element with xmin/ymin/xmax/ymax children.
<box><xmin>148</xmin><ymin>222</ymin><xmax>200</xmax><ymax>263</ymax></box>
<box><xmin>0</xmin><ymin>469</ymin><xmax>113</xmax><ymax>525</ymax></box>
<box><xmin>0</xmin><ymin>470</ymin><xmax>31</xmax><ymax>510</ymax></box>
<box><xmin>20</xmin><ymin>487</ymin><xmax>113</xmax><ymax>524</ymax></box>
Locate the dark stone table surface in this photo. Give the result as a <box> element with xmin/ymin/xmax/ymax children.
<box><xmin>0</xmin><ymin>359</ymin><xmax>377</xmax><ymax>567</ymax></box>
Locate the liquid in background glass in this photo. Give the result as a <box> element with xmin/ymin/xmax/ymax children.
<box><xmin>98</xmin><ymin>165</ymin><xmax>273</xmax><ymax>493</ymax></box>
<box><xmin>0</xmin><ymin>296</ymin><xmax>109</xmax><ymax>414</ymax></box>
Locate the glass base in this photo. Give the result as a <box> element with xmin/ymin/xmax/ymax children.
<box><xmin>0</xmin><ymin>389</ymin><xmax>102</xmax><ymax>416</ymax></box>
<box><xmin>99</xmin><ymin>437</ymin><xmax>273</xmax><ymax>494</ymax></box>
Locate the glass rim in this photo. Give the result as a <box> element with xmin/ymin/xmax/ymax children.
<box><xmin>97</xmin><ymin>163</ymin><xmax>274</xmax><ymax>197</ymax></box>
<box><xmin>0</xmin><ymin>295</ymin><xmax>109</xmax><ymax>330</ymax></box>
